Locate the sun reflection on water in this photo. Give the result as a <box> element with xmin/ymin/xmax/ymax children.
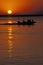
<box><xmin>8</xmin><ymin>20</ymin><xmax>12</xmax><ymax>24</ymax></box>
<box><xmin>8</xmin><ymin>20</ymin><xmax>13</xmax><ymax>58</ymax></box>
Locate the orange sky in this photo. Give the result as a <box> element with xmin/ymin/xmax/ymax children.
<box><xmin>0</xmin><ymin>0</ymin><xmax>43</xmax><ymax>15</ymax></box>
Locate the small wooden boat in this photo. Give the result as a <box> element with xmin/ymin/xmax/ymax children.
<box><xmin>18</xmin><ymin>19</ymin><xmax>36</xmax><ymax>25</ymax></box>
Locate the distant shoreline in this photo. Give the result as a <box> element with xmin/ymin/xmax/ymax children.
<box><xmin>0</xmin><ymin>15</ymin><xmax>43</xmax><ymax>17</ymax></box>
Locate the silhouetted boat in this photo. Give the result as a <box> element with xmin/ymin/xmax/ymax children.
<box><xmin>18</xmin><ymin>19</ymin><xmax>36</xmax><ymax>25</ymax></box>
<box><xmin>0</xmin><ymin>19</ymin><xmax>36</xmax><ymax>25</ymax></box>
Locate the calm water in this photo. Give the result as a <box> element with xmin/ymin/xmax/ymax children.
<box><xmin>0</xmin><ymin>16</ymin><xmax>43</xmax><ymax>65</ymax></box>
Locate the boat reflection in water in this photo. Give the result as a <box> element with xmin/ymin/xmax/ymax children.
<box><xmin>8</xmin><ymin>20</ymin><xmax>13</xmax><ymax>58</ymax></box>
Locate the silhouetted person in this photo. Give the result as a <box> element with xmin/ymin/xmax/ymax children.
<box><xmin>18</xmin><ymin>21</ymin><xmax>21</xmax><ymax>25</ymax></box>
<box><xmin>22</xmin><ymin>20</ymin><xmax>26</xmax><ymax>25</ymax></box>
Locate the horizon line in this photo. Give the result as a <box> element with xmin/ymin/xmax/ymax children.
<box><xmin>0</xmin><ymin>14</ymin><xmax>43</xmax><ymax>17</ymax></box>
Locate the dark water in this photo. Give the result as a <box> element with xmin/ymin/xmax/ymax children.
<box><xmin>0</xmin><ymin>16</ymin><xmax>43</xmax><ymax>65</ymax></box>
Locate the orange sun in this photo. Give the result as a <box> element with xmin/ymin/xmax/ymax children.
<box><xmin>8</xmin><ymin>10</ymin><xmax>12</xmax><ymax>14</ymax></box>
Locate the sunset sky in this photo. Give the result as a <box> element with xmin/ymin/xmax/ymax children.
<box><xmin>0</xmin><ymin>0</ymin><xmax>43</xmax><ymax>15</ymax></box>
